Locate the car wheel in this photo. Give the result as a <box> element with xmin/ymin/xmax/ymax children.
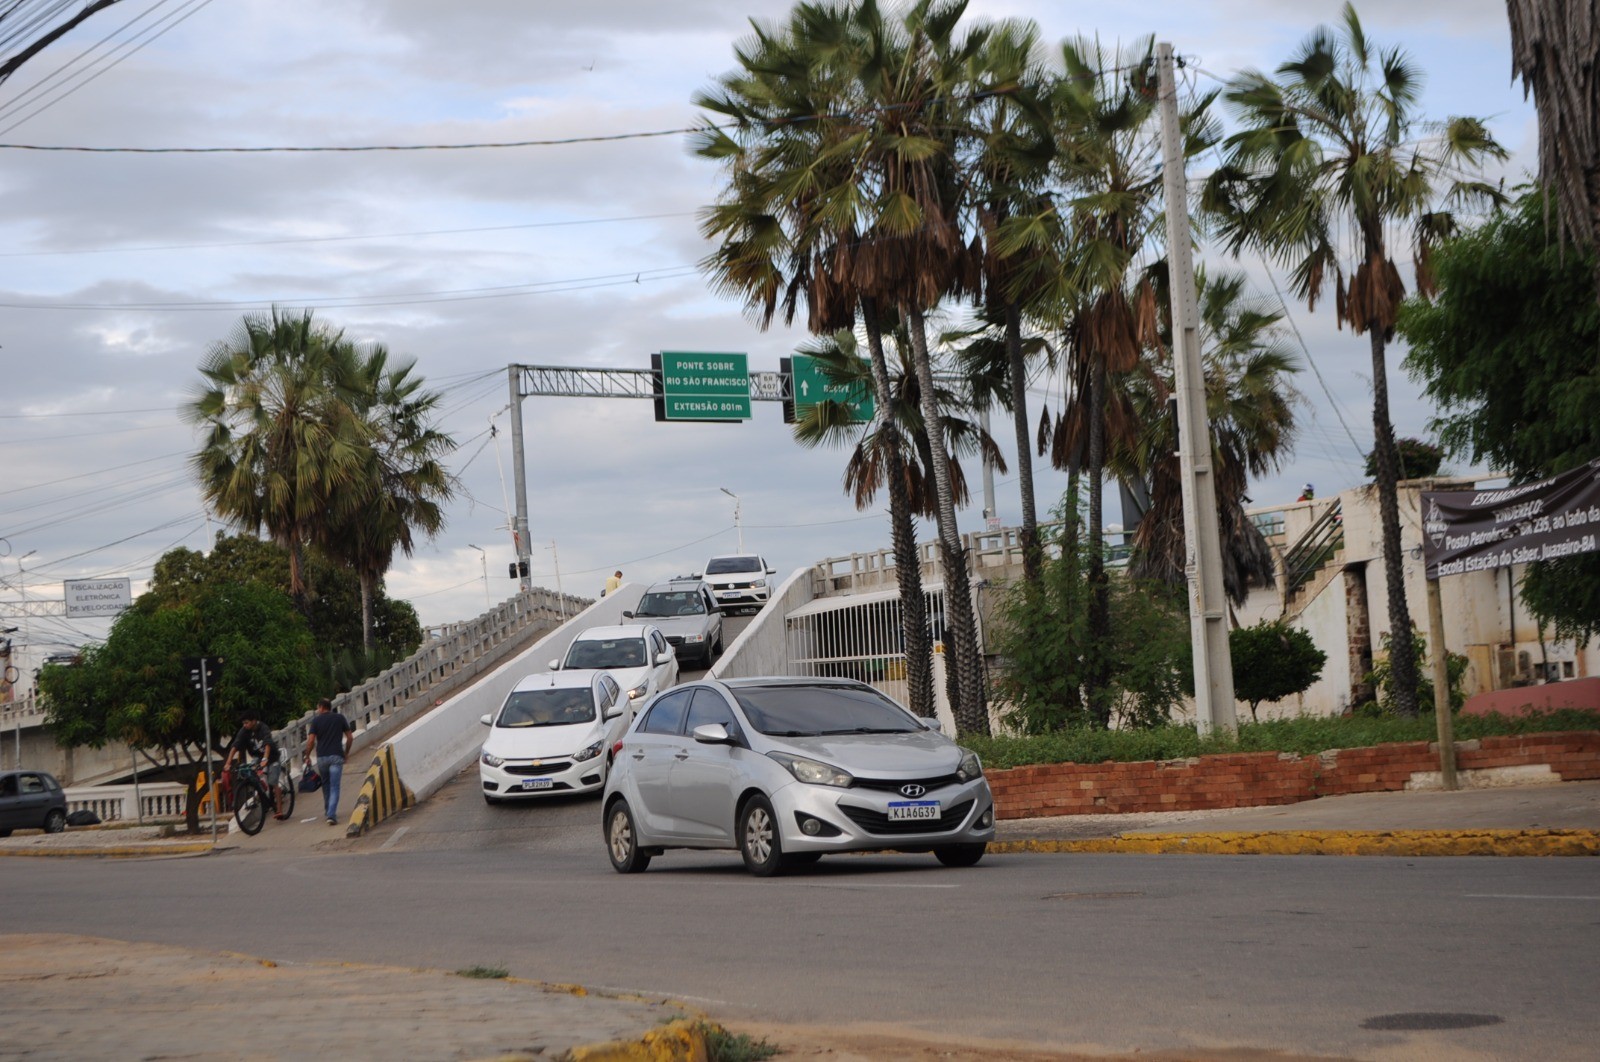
<box><xmin>606</xmin><ymin>799</ymin><xmax>651</xmax><ymax>874</ymax></box>
<box><xmin>934</xmin><ymin>843</ymin><xmax>986</xmax><ymax>868</ymax></box>
<box><xmin>43</xmin><ymin>808</ymin><xmax>67</xmax><ymax>834</ymax></box>
<box><xmin>0</xmin><ymin>828</ymin><xmax>11</xmax><ymax>838</ymax></box>
<box><xmin>738</xmin><ymin>795</ymin><xmax>785</xmax><ymax>877</ymax></box>
<box><xmin>712</xmin><ymin>631</ymin><xmax>724</xmax><ymax>658</ymax></box>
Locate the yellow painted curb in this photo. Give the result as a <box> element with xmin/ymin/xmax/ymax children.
<box><xmin>0</xmin><ymin>842</ymin><xmax>219</xmax><ymax>859</ymax></box>
<box><xmin>564</xmin><ymin>1018</ymin><xmax>712</xmax><ymax>1061</ymax></box>
<box><xmin>989</xmin><ymin>829</ymin><xmax>1600</xmax><ymax>856</ymax></box>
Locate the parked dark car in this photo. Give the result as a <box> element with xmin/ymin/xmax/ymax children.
<box><xmin>0</xmin><ymin>769</ymin><xmax>69</xmax><ymax>836</ymax></box>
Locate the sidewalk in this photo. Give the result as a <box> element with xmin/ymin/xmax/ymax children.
<box><xmin>992</xmin><ymin>778</ymin><xmax>1600</xmax><ymax>856</ymax></box>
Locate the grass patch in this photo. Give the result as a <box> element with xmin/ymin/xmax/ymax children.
<box><xmin>701</xmin><ymin>1022</ymin><xmax>779</xmax><ymax>1062</ymax></box>
<box><xmin>455</xmin><ymin>965</ymin><xmax>509</xmax><ymax>980</ymax></box>
<box><xmin>966</xmin><ymin>709</ymin><xmax>1600</xmax><ymax>770</ymax></box>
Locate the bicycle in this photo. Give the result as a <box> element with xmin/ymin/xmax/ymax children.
<box><xmin>231</xmin><ymin>757</ymin><xmax>294</xmax><ymax>836</ymax></box>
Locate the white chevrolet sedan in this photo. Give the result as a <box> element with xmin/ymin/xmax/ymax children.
<box><xmin>479</xmin><ymin>670</ymin><xmax>629</xmax><ymax>803</ymax></box>
<box><xmin>601</xmin><ymin>677</ymin><xmax>995</xmax><ymax>876</ymax></box>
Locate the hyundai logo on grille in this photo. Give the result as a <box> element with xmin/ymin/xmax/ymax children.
<box><xmin>899</xmin><ymin>783</ymin><xmax>927</xmax><ymax>798</ymax></box>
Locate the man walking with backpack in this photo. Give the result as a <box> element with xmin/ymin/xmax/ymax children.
<box><xmin>304</xmin><ymin>697</ymin><xmax>354</xmax><ymax>826</ymax></box>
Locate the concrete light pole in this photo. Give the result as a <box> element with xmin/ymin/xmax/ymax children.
<box><xmin>15</xmin><ymin>550</ymin><xmax>35</xmax><ymax>696</ymax></box>
<box><xmin>720</xmin><ymin>488</ymin><xmax>743</xmax><ymax>552</ymax></box>
<box><xmin>1156</xmin><ymin>43</ymin><xmax>1236</xmax><ymax>735</ymax></box>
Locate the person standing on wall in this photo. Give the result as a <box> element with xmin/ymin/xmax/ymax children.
<box><xmin>304</xmin><ymin>697</ymin><xmax>354</xmax><ymax>826</ymax></box>
<box><xmin>603</xmin><ymin>570</ymin><xmax>623</xmax><ymax>596</ymax></box>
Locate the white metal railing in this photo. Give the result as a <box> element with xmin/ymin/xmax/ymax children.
<box><xmin>63</xmin><ymin>782</ymin><xmax>188</xmax><ymax>823</ymax></box>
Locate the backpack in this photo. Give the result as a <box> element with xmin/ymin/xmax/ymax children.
<box><xmin>66</xmin><ymin>809</ymin><xmax>101</xmax><ymax>827</ymax></box>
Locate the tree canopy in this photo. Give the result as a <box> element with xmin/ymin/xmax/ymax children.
<box><xmin>1399</xmin><ymin>189</ymin><xmax>1600</xmax><ymax>642</ymax></box>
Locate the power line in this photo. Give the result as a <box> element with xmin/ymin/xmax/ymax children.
<box><xmin>0</xmin><ymin>210</ymin><xmax>698</xmax><ymax>258</ymax></box>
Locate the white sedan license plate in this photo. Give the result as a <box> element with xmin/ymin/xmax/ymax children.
<box><xmin>520</xmin><ymin>778</ymin><xmax>554</xmax><ymax>790</ymax></box>
<box><xmin>887</xmin><ymin>800</ymin><xmax>940</xmax><ymax>821</ymax></box>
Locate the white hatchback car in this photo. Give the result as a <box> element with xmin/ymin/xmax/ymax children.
<box><xmin>479</xmin><ymin>670</ymin><xmax>629</xmax><ymax>803</ymax></box>
<box><xmin>553</xmin><ymin>624</ymin><xmax>678</xmax><ymax>708</ymax></box>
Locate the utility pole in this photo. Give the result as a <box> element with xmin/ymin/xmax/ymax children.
<box><xmin>508</xmin><ymin>367</ymin><xmax>532</xmax><ymax>593</ymax></box>
<box><xmin>1157</xmin><ymin>42</ymin><xmax>1237</xmax><ymax>735</ymax></box>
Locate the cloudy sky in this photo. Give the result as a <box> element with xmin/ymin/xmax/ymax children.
<box><xmin>0</xmin><ymin>0</ymin><xmax>1535</xmax><ymax>677</ymax></box>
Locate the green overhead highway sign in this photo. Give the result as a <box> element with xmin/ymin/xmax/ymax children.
<box><xmin>783</xmin><ymin>354</ymin><xmax>876</xmax><ymax>424</ymax></box>
<box><xmin>653</xmin><ymin>351</ymin><xmax>751</xmax><ymax>422</ymax></box>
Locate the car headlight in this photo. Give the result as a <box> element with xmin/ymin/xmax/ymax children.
<box><xmin>626</xmin><ymin>681</ymin><xmax>650</xmax><ymax>701</ymax></box>
<box><xmin>681</xmin><ymin>633</ymin><xmax>705</xmax><ymax>643</ymax></box>
<box><xmin>481</xmin><ymin>751</ymin><xmax>504</xmax><ymax>768</ymax></box>
<box><xmin>956</xmin><ymin>748</ymin><xmax>984</xmax><ymax>782</ymax></box>
<box><xmin>572</xmin><ymin>739</ymin><xmax>605</xmax><ymax>763</ymax></box>
<box><xmin>767</xmin><ymin>752</ymin><xmax>853</xmax><ymax>788</ymax></box>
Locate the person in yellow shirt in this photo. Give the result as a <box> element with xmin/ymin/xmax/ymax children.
<box><xmin>603</xmin><ymin>570</ymin><xmax>623</xmax><ymax>596</ymax></box>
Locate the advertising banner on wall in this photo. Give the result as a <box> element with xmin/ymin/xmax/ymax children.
<box><xmin>63</xmin><ymin>577</ymin><xmax>132</xmax><ymax>618</ymax></box>
<box><xmin>1421</xmin><ymin>458</ymin><xmax>1600</xmax><ymax>580</ymax></box>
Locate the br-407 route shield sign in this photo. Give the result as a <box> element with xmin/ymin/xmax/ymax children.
<box><xmin>653</xmin><ymin>352</ymin><xmax>750</xmax><ymax>422</ymax></box>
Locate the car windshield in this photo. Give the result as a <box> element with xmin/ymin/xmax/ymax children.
<box><xmin>497</xmin><ymin>688</ymin><xmax>597</xmax><ymax>727</ymax></box>
<box><xmin>705</xmin><ymin>556</ymin><xmax>760</xmax><ymax>575</ymax></box>
<box><xmin>635</xmin><ymin>591</ymin><xmax>705</xmax><ymax>618</ymax></box>
<box><xmin>564</xmin><ymin>637</ymin><xmax>646</xmax><ymax>669</ymax></box>
<box><xmin>731</xmin><ymin>684</ymin><xmax>921</xmax><ymax>737</ymax></box>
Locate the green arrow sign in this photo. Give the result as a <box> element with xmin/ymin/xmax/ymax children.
<box><xmin>786</xmin><ymin>354</ymin><xmax>876</xmax><ymax>424</ymax></box>
<box><xmin>654</xmin><ymin>351</ymin><xmax>751</xmax><ymax>422</ymax></box>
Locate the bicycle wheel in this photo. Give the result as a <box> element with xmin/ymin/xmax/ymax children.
<box><xmin>274</xmin><ymin>771</ymin><xmax>295</xmax><ymax>820</ymax></box>
<box><xmin>234</xmin><ymin>780</ymin><xmax>266</xmax><ymax>836</ymax></box>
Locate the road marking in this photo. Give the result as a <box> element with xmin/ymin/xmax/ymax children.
<box><xmin>379</xmin><ymin>826</ymin><xmax>409</xmax><ymax>851</ymax></box>
<box><xmin>1463</xmin><ymin>894</ymin><xmax>1600</xmax><ymax>901</ymax></box>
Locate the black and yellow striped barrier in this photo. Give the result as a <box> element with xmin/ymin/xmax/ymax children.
<box><xmin>183</xmin><ymin>768</ymin><xmax>234</xmax><ymax>833</ymax></box>
<box><xmin>344</xmin><ymin>743</ymin><xmax>415</xmax><ymax>837</ymax></box>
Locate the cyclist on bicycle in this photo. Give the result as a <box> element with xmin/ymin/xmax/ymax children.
<box><xmin>223</xmin><ymin>712</ymin><xmax>285</xmax><ymax>819</ymax></box>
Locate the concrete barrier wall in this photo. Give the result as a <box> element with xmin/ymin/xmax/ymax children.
<box><xmin>709</xmin><ymin>568</ymin><xmax>814</xmax><ymax>680</ymax></box>
<box><xmin>384</xmin><ymin>585</ymin><xmax>644</xmax><ymax>804</ymax></box>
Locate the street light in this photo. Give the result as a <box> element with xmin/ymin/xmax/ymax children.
<box><xmin>466</xmin><ymin>544</ymin><xmax>490</xmax><ymax>611</ymax></box>
<box><xmin>720</xmin><ymin>487</ymin><xmax>743</xmax><ymax>553</ymax></box>
<box><xmin>15</xmin><ymin>550</ymin><xmax>35</xmax><ymax>697</ymax></box>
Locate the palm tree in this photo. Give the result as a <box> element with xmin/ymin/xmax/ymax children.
<box><xmin>695</xmin><ymin>0</ymin><xmax>994</xmax><ymax>729</ymax></box>
<box><xmin>960</xmin><ymin>19</ymin><xmax>1058</xmax><ymax>583</ymax></box>
<box><xmin>187</xmin><ymin>308</ymin><xmax>367</xmax><ymax>611</ymax></box>
<box><xmin>792</xmin><ymin>324</ymin><xmax>1005</xmax><ymax>714</ymax></box>
<box><xmin>331</xmin><ymin>343</ymin><xmax>456</xmax><ymax>653</ymax></box>
<box><xmin>1115</xmin><ymin>270</ymin><xmax>1300</xmax><ymax>603</ymax></box>
<box><xmin>694</xmin><ymin>1</ymin><xmax>940</xmax><ymax>717</ymax></box>
<box><xmin>1203</xmin><ymin>2</ymin><xmax>1505</xmax><ymax>715</ymax></box>
<box><xmin>1021</xmin><ymin>35</ymin><xmax>1218</xmax><ymax>727</ymax></box>
<box><xmin>834</xmin><ymin>0</ymin><xmax>992</xmax><ymax>734</ymax></box>
<box><xmin>1508</xmin><ymin>0</ymin><xmax>1600</xmax><ymax>298</ymax></box>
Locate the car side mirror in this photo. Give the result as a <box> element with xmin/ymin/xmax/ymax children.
<box><xmin>603</xmin><ymin>702</ymin><xmax>624</xmax><ymax>721</ymax></box>
<box><xmin>548</xmin><ymin>659</ymin><xmax>561</xmax><ymax>671</ymax></box>
<box><xmin>622</xmin><ymin>610</ymin><xmax>634</xmax><ymax>619</ymax></box>
<box><xmin>692</xmin><ymin>571</ymin><xmax>702</xmax><ymax>579</ymax></box>
<box><xmin>655</xmin><ymin>650</ymin><xmax>673</xmax><ymax>665</ymax></box>
<box><xmin>480</xmin><ymin>714</ymin><xmax>492</xmax><ymax>727</ymax></box>
<box><xmin>766</xmin><ymin>568</ymin><xmax>775</xmax><ymax>575</ymax></box>
<box><xmin>918</xmin><ymin>717</ymin><xmax>941</xmax><ymax>731</ymax></box>
<box><xmin>692</xmin><ymin>722</ymin><xmax>734</xmax><ymax>745</ymax></box>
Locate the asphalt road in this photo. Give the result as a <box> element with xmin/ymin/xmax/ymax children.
<box><xmin>5</xmin><ymin>808</ymin><xmax>1598</xmax><ymax>1059</ymax></box>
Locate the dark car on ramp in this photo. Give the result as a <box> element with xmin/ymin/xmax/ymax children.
<box><xmin>0</xmin><ymin>769</ymin><xmax>69</xmax><ymax>836</ymax></box>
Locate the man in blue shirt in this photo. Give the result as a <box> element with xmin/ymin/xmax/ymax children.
<box><xmin>303</xmin><ymin>697</ymin><xmax>354</xmax><ymax>826</ymax></box>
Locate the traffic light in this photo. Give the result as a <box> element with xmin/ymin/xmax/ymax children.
<box><xmin>183</xmin><ymin>656</ymin><xmax>223</xmax><ymax>690</ymax></box>
<box><xmin>508</xmin><ymin>560</ymin><xmax>528</xmax><ymax>578</ymax></box>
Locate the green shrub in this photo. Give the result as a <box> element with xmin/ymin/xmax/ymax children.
<box><xmin>1363</xmin><ymin>626</ymin><xmax>1468</xmax><ymax>715</ymax></box>
<box><xmin>965</xmin><ymin>709</ymin><xmax>1600</xmax><ymax>770</ymax></box>
<box><xmin>1229</xmin><ymin>620</ymin><xmax>1327</xmax><ymax>721</ymax></box>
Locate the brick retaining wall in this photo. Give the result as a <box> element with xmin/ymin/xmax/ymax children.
<box><xmin>987</xmin><ymin>731</ymin><xmax>1600</xmax><ymax>820</ymax></box>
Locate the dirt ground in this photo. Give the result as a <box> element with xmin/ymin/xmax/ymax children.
<box><xmin>0</xmin><ymin>935</ymin><xmax>1351</xmax><ymax>1062</ymax></box>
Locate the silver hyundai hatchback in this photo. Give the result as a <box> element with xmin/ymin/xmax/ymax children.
<box><xmin>601</xmin><ymin>676</ymin><xmax>995</xmax><ymax>876</ymax></box>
